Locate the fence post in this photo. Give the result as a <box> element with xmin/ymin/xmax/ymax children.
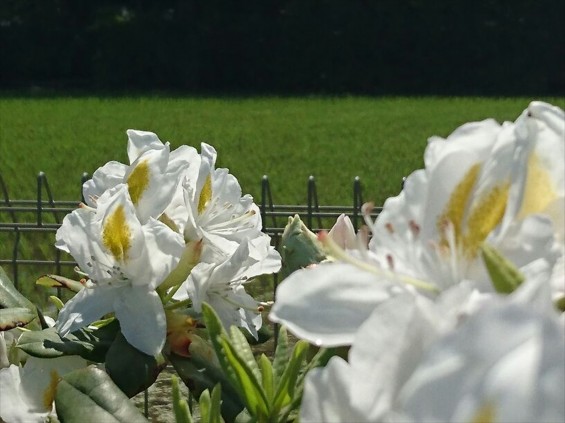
<box><xmin>352</xmin><ymin>176</ymin><xmax>363</xmax><ymax>231</ymax></box>
<box><xmin>306</xmin><ymin>175</ymin><xmax>322</xmax><ymax>230</ymax></box>
<box><xmin>37</xmin><ymin>172</ymin><xmax>44</xmax><ymax>227</ymax></box>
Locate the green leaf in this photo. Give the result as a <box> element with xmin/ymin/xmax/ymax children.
<box><xmin>219</xmin><ymin>335</ymin><xmax>270</xmax><ymax>418</ymax></box>
<box><xmin>55</xmin><ymin>366</ymin><xmax>147</xmax><ymax>422</ymax></box>
<box><xmin>272</xmin><ymin>326</ymin><xmax>289</xmax><ymax>385</ymax></box>
<box><xmin>281</xmin><ymin>346</ymin><xmax>339</xmax><ymax>420</ymax></box>
<box><xmin>36</xmin><ymin>274</ymin><xmax>84</xmax><ymax>293</ymax></box>
<box><xmin>272</xmin><ymin>340</ymin><xmax>308</xmax><ymax>413</ymax></box>
<box><xmin>105</xmin><ymin>332</ymin><xmax>164</xmax><ymax>397</ymax></box>
<box><xmin>481</xmin><ymin>243</ymin><xmax>525</xmax><ymax>294</ymax></box>
<box><xmin>200</xmin><ymin>389</ymin><xmax>212</xmax><ymax>422</ymax></box>
<box><xmin>0</xmin><ymin>266</ymin><xmax>36</xmax><ymax>310</ymax></box>
<box><xmin>201</xmin><ymin>304</ymin><xmax>240</xmax><ymax>391</ymax></box>
<box><xmin>259</xmin><ymin>354</ymin><xmax>274</xmax><ymax>403</ymax></box>
<box><xmin>209</xmin><ymin>384</ymin><xmax>224</xmax><ymax>423</ymax></box>
<box><xmin>229</xmin><ymin>326</ymin><xmax>261</xmax><ymax>382</ymax></box>
<box><xmin>201</xmin><ymin>303</ymin><xmax>269</xmax><ymax>420</ymax></box>
<box><xmin>0</xmin><ymin>266</ymin><xmax>40</xmax><ymax>330</ymax></box>
<box><xmin>17</xmin><ymin>319</ymin><xmax>119</xmax><ymax>361</ymax></box>
<box><xmin>0</xmin><ymin>307</ymin><xmax>36</xmax><ymax>330</ymax></box>
<box><xmin>172</xmin><ymin>375</ymin><xmax>193</xmax><ymax>423</ymax></box>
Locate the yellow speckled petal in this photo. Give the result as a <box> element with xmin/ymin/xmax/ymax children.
<box><xmin>126</xmin><ymin>159</ymin><xmax>150</xmax><ymax>205</ymax></box>
<box><xmin>198</xmin><ymin>175</ymin><xmax>212</xmax><ymax>215</ymax></box>
<box><xmin>102</xmin><ymin>205</ymin><xmax>131</xmax><ymax>262</ymax></box>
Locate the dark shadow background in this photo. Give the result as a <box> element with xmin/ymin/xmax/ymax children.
<box><xmin>1</xmin><ymin>0</ymin><xmax>563</xmax><ymax>96</ymax></box>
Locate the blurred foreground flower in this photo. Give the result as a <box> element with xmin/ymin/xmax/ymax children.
<box><xmin>300</xmin><ymin>295</ymin><xmax>564</xmax><ymax>422</ymax></box>
<box><xmin>270</xmin><ymin>101</ymin><xmax>565</xmax><ymax>346</ymax></box>
<box><xmin>0</xmin><ymin>354</ymin><xmax>86</xmax><ymax>422</ymax></box>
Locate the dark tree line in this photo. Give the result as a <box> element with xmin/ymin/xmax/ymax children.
<box><xmin>1</xmin><ymin>0</ymin><xmax>563</xmax><ymax>95</ymax></box>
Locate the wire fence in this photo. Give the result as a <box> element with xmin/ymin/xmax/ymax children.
<box><xmin>0</xmin><ymin>171</ymin><xmax>385</xmax><ymax>419</ymax></box>
<box><xmin>0</xmin><ymin>171</ymin><xmax>382</xmax><ymax>290</ymax></box>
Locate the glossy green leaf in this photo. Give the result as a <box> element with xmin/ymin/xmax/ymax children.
<box><xmin>105</xmin><ymin>332</ymin><xmax>164</xmax><ymax>397</ymax></box>
<box><xmin>201</xmin><ymin>304</ymin><xmax>239</xmax><ymax>389</ymax></box>
<box><xmin>229</xmin><ymin>326</ymin><xmax>261</xmax><ymax>382</ymax></box>
<box><xmin>272</xmin><ymin>326</ymin><xmax>289</xmax><ymax>385</ymax></box>
<box><xmin>17</xmin><ymin>319</ymin><xmax>119</xmax><ymax>361</ymax></box>
<box><xmin>36</xmin><ymin>274</ymin><xmax>84</xmax><ymax>293</ymax></box>
<box><xmin>172</xmin><ymin>375</ymin><xmax>193</xmax><ymax>423</ymax></box>
<box><xmin>0</xmin><ymin>307</ymin><xmax>36</xmax><ymax>330</ymax></box>
<box><xmin>55</xmin><ymin>366</ymin><xmax>147</xmax><ymax>422</ymax></box>
<box><xmin>280</xmin><ymin>346</ymin><xmax>339</xmax><ymax>421</ymax></box>
<box><xmin>200</xmin><ymin>389</ymin><xmax>212</xmax><ymax>422</ymax></box>
<box><xmin>481</xmin><ymin>243</ymin><xmax>525</xmax><ymax>294</ymax></box>
<box><xmin>219</xmin><ymin>335</ymin><xmax>270</xmax><ymax>418</ymax></box>
<box><xmin>259</xmin><ymin>354</ymin><xmax>274</xmax><ymax>403</ymax></box>
<box><xmin>0</xmin><ymin>266</ymin><xmax>36</xmax><ymax>310</ymax></box>
<box><xmin>209</xmin><ymin>384</ymin><xmax>223</xmax><ymax>423</ymax></box>
<box><xmin>272</xmin><ymin>340</ymin><xmax>308</xmax><ymax>412</ymax></box>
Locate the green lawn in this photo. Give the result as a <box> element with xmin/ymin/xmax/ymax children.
<box><xmin>1</xmin><ymin>95</ymin><xmax>564</xmax><ymax>305</ymax></box>
<box><xmin>3</xmin><ymin>96</ymin><xmax>563</xmax><ymax>206</ymax></box>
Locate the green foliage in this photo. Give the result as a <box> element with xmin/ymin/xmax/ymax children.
<box><xmin>36</xmin><ymin>275</ymin><xmax>85</xmax><ymax>293</ymax></box>
<box><xmin>105</xmin><ymin>332</ymin><xmax>165</xmax><ymax>398</ymax></box>
<box><xmin>0</xmin><ymin>266</ymin><xmax>37</xmax><ymax>311</ymax></box>
<box><xmin>200</xmin><ymin>303</ymin><xmax>332</xmax><ymax>423</ymax></box>
<box><xmin>0</xmin><ymin>266</ymin><xmax>40</xmax><ymax>330</ymax></box>
<box><xmin>172</xmin><ymin>375</ymin><xmax>194</xmax><ymax>423</ymax></box>
<box><xmin>0</xmin><ymin>307</ymin><xmax>37</xmax><ymax>330</ymax></box>
<box><xmin>17</xmin><ymin>319</ymin><xmax>120</xmax><ymax>362</ymax></box>
<box><xmin>55</xmin><ymin>366</ymin><xmax>148</xmax><ymax>422</ymax></box>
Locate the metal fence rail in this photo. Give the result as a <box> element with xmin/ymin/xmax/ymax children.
<box><xmin>1</xmin><ymin>172</ymin><xmax>382</xmax><ymax>288</ymax></box>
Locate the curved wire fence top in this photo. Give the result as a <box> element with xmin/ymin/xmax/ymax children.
<box><xmin>0</xmin><ymin>171</ymin><xmax>382</xmax><ymax>288</ymax></box>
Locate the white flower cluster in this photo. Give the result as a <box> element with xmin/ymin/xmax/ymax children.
<box><xmin>271</xmin><ymin>101</ymin><xmax>565</xmax><ymax>422</ymax></box>
<box><xmin>55</xmin><ymin>131</ymin><xmax>281</xmax><ymax>356</ymax></box>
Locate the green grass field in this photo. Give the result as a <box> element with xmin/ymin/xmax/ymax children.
<box><xmin>1</xmin><ymin>96</ymin><xmax>564</xmax><ymax>305</ymax></box>
<box><xmin>3</xmin><ymin>96</ymin><xmax>563</xmax><ymax>205</ymax></box>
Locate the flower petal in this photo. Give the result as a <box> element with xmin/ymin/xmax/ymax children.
<box><xmin>55</xmin><ymin>286</ymin><xmax>118</xmax><ymax>337</ymax></box>
<box><xmin>300</xmin><ymin>357</ymin><xmax>366</xmax><ymax>423</ymax></box>
<box><xmin>114</xmin><ymin>287</ymin><xmax>166</xmax><ymax>356</ymax></box>
<box><xmin>270</xmin><ymin>263</ymin><xmax>405</xmax><ymax>346</ymax></box>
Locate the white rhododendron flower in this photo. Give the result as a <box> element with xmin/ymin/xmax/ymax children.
<box><xmin>0</xmin><ymin>356</ymin><xmax>86</xmax><ymax>423</ymax></box>
<box><xmin>271</xmin><ymin>101</ymin><xmax>564</xmax><ymax>346</ymax></box>
<box><xmin>300</xmin><ymin>294</ymin><xmax>564</xmax><ymax>423</ymax></box>
<box><xmin>55</xmin><ymin>184</ymin><xmax>185</xmax><ymax>355</ymax></box>
<box><xmin>175</xmin><ymin>143</ymin><xmax>271</xmax><ymax>256</ymax></box>
<box><xmin>175</xmin><ymin>236</ymin><xmax>280</xmax><ymax>338</ymax></box>
<box><xmin>371</xmin><ymin>101</ymin><xmax>563</xmax><ymax>291</ymax></box>
<box><xmin>83</xmin><ymin>129</ymin><xmax>197</xmax><ymax>223</ymax></box>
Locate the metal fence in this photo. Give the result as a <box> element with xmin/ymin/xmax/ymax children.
<box><xmin>0</xmin><ymin>171</ymin><xmax>384</xmax><ymax>418</ymax></box>
<box><xmin>0</xmin><ymin>172</ymin><xmax>382</xmax><ymax>289</ymax></box>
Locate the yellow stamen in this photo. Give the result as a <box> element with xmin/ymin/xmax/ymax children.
<box><xmin>462</xmin><ymin>182</ymin><xmax>509</xmax><ymax>258</ymax></box>
<box><xmin>102</xmin><ymin>205</ymin><xmax>131</xmax><ymax>262</ymax></box>
<box><xmin>518</xmin><ymin>153</ymin><xmax>557</xmax><ymax>218</ymax></box>
<box><xmin>42</xmin><ymin>370</ymin><xmax>60</xmax><ymax>410</ymax></box>
<box><xmin>438</xmin><ymin>164</ymin><xmax>481</xmax><ymax>245</ymax></box>
<box><xmin>198</xmin><ymin>175</ymin><xmax>213</xmax><ymax>214</ymax></box>
<box><xmin>127</xmin><ymin>160</ymin><xmax>150</xmax><ymax>205</ymax></box>
<box><xmin>437</xmin><ymin>163</ymin><xmax>509</xmax><ymax>259</ymax></box>
<box><xmin>470</xmin><ymin>402</ymin><xmax>496</xmax><ymax>423</ymax></box>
